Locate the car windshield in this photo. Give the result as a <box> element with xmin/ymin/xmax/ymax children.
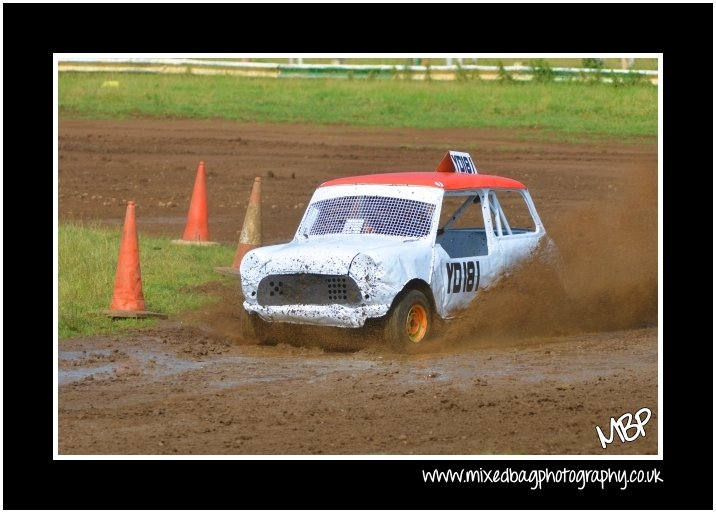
<box><xmin>299</xmin><ymin>195</ymin><xmax>436</xmax><ymax>238</ymax></box>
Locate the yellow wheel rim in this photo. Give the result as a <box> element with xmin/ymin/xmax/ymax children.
<box><xmin>405</xmin><ymin>304</ymin><xmax>428</xmax><ymax>343</ymax></box>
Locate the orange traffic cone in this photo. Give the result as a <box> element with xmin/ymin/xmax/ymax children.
<box><xmin>172</xmin><ymin>161</ymin><xmax>218</xmax><ymax>246</ymax></box>
<box><xmin>104</xmin><ymin>201</ymin><xmax>166</xmax><ymax>318</ymax></box>
<box><xmin>215</xmin><ymin>177</ymin><xmax>262</xmax><ymax>277</ymax></box>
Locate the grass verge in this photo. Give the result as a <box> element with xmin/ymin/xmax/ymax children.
<box><xmin>59</xmin><ymin>223</ymin><xmax>235</xmax><ymax>339</ymax></box>
<box><xmin>59</xmin><ymin>73</ymin><xmax>657</xmax><ymax>138</ymax></box>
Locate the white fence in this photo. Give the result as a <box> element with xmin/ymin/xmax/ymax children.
<box><xmin>58</xmin><ymin>58</ymin><xmax>658</xmax><ymax>85</ymax></box>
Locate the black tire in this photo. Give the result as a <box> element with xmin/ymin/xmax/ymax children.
<box><xmin>384</xmin><ymin>289</ymin><xmax>432</xmax><ymax>351</ymax></box>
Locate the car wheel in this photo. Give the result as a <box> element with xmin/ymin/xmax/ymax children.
<box><xmin>384</xmin><ymin>289</ymin><xmax>432</xmax><ymax>351</ymax></box>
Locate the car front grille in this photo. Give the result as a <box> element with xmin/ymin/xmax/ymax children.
<box><xmin>257</xmin><ymin>274</ymin><xmax>362</xmax><ymax>306</ymax></box>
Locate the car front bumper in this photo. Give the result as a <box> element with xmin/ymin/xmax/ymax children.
<box><xmin>243</xmin><ymin>301</ymin><xmax>390</xmax><ymax>328</ymax></box>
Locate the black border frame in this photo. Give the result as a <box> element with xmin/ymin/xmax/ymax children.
<box><xmin>3</xmin><ymin>3</ymin><xmax>712</xmax><ymax>510</ymax></box>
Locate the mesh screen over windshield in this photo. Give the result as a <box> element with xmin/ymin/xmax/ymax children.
<box><xmin>302</xmin><ymin>195</ymin><xmax>436</xmax><ymax>238</ymax></box>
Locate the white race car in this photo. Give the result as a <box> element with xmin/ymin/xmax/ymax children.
<box><xmin>240</xmin><ymin>151</ymin><xmax>546</xmax><ymax>349</ymax></box>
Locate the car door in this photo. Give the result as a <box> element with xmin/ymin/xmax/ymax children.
<box><xmin>432</xmin><ymin>189</ymin><xmax>500</xmax><ymax>318</ymax></box>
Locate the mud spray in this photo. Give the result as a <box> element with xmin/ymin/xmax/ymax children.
<box><xmin>438</xmin><ymin>162</ymin><xmax>657</xmax><ymax>349</ymax></box>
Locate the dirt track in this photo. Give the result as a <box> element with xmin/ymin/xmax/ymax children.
<box><xmin>58</xmin><ymin>120</ymin><xmax>658</xmax><ymax>455</ymax></box>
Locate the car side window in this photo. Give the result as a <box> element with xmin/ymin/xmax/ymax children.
<box><xmin>488</xmin><ymin>190</ymin><xmax>537</xmax><ymax>236</ymax></box>
<box><xmin>437</xmin><ymin>192</ymin><xmax>488</xmax><ymax>257</ymax></box>
<box><xmin>439</xmin><ymin>194</ymin><xmax>484</xmax><ymax>230</ymax></box>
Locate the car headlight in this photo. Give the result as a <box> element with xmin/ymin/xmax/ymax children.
<box><xmin>349</xmin><ymin>253</ymin><xmax>378</xmax><ymax>282</ymax></box>
<box><xmin>349</xmin><ymin>253</ymin><xmax>386</xmax><ymax>301</ymax></box>
<box><xmin>240</xmin><ymin>251</ymin><xmax>263</xmax><ymax>299</ymax></box>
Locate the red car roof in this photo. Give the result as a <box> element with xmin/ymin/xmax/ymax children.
<box><xmin>321</xmin><ymin>172</ymin><xmax>527</xmax><ymax>190</ymax></box>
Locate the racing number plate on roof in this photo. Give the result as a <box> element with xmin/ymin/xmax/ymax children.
<box><xmin>449</xmin><ymin>151</ymin><xmax>477</xmax><ymax>174</ymax></box>
<box><xmin>437</xmin><ymin>151</ymin><xmax>478</xmax><ymax>174</ymax></box>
